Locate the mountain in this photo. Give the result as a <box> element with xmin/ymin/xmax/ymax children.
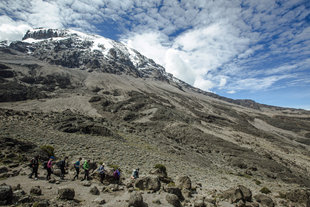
<box><xmin>0</xmin><ymin>28</ymin><xmax>310</xmax><ymax>206</ymax></box>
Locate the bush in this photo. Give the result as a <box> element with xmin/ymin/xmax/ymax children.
<box><xmin>260</xmin><ymin>187</ymin><xmax>271</xmax><ymax>194</ymax></box>
<box><xmin>40</xmin><ymin>145</ymin><xmax>55</xmax><ymax>157</ymax></box>
<box><xmin>154</xmin><ymin>164</ymin><xmax>166</xmax><ymax>173</ymax></box>
<box><xmin>108</xmin><ymin>164</ymin><xmax>120</xmax><ymax>170</ymax></box>
<box><xmin>254</xmin><ymin>179</ymin><xmax>261</xmax><ymax>185</ymax></box>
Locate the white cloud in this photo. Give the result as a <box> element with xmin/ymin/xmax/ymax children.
<box><xmin>0</xmin><ymin>16</ymin><xmax>32</xmax><ymax>42</ymax></box>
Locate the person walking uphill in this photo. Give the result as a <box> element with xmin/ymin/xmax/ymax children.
<box><xmin>97</xmin><ymin>163</ymin><xmax>106</xmax><ymax>183</ymax></box>
<box><xmin>73</xmin><ymin>157</ymin><xmax>82</xmax><ymax>180</ymax></box>
<box><xmin>58</xmin><ymin>156</ymin><xmax>68</xmax><ymax>180</ymax></box>
<box><xmin>29</xmin><ymin>155</ymin><xmax>39</xmax><ymax>180</ymax></box>
<box><xmin>46</xmin><ymin>156</ymin><xmax>54</xmax><ymax>180</ymax></box>
<box><xmin>131</xmin><ymin>168</ymin><xmax>139</xmax><ymax>180</ymax></box>
<box><xmin>82</xmin><ymin>159</ymin><xmax>90</xmax><ymax>181</ymax></box>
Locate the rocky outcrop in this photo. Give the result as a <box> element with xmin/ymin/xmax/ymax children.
<box><xmin>135</xmin><ymin>176</ymin><xmax>161</xmax><ymax>192</ymax></box>
<box><xmin>58</xmin><ymin>187</ymin><xmax>75</xmax><ymax>200</ymax></box>
<box><xmin>30</xmin><ymin>186</ymin><xmax>42</xmax><ymax>195</ymax></box>
<box><xmin>0</xmin><ymin>184</ymin><xmax>13</xmax><ymax>205</ymax></box>
<box><xmin>128</xmin><ymin>192</ymin><xmax>144</xmax><ymax>207</ymax></box>
<box><xmin>254</xmin><ymin>194</ymin><xmax>274</xmax><ymax>207</ymax></box>
<box><xmin>222</xmin><ymin>185</ymin><xmax>252</xmax><ymax>203</ymax></box>
<box><xmin>166</xmin><ymin>193</ymin><xmax>181</xmax><ymax>207</ymax></box>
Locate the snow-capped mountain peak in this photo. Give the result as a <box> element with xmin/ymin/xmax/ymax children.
<box><xmin>20</xmin><ymin>28</ymin><xmax>167</xmax><ymax>76</ymax></box>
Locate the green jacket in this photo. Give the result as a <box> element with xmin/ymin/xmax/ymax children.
<box><xmin>83</xmin><ymin>161</ymin><xmax>89</xmax><ymax>170</ymax></box>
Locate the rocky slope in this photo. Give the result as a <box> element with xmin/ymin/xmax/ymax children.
<box><xmin>0</xmin><ymin>29</ymin><xmax>310</xmax><ymax>206</ymax></box>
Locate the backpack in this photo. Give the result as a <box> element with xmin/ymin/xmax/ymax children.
<box><xmin>114</xmin><ymin>169</ymin><xmax>120</xmax><ymax>178</ymax></box>
<box><xmin>43</xmin><ymin>161</ymin><xmax>48</xmax><ymax>169</ymax></box>
<box><xmin>56</xmin><ymin>160</ymin><xmax>64</xmax><ymax>168</ymax></box>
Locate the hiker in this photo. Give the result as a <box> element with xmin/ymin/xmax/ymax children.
<box><xmin>58</xmin><ymin>156</ymin><xmax>68</xmax><ymax>180</ymax></box>
<box><xmin>97</xmin><ymin>162</ymin><xmax>106</xmax><ymax>183</ymax></box>
<box><xmin>113</xmin><ymin>168</ymin><xmax>120</xmax><ymax>183</ymax></box>
<box><xmin>131</xmin><ymin>168</ymin><xmax>139</xmax><ymax>180</ymax></box>
<box><xmin>82</xmin><ymin>159</ymin><xmax>90</xmax><ymax>181</ymax></box>
<box><xmin>29</xmin><ymin>155</ymin><xmax>39</xmax><ymax>180</ymax></box>
<box><xmin>46</xmin><ymin>156</ymin><xmax>54</xmax><ymax>180</ymax></box>
<box><xmin>72</xmin><ymin>157</ymin><xmax>82</xmax><ymax>180</ymax></box>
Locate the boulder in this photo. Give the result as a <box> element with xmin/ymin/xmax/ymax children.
<box><xmin>0</xmin><ymin>166</ymin><xmax>9</xmax><ymax>174</ymax></box>
<box><xmin>82</xmin><ymin>181</ymin><xmax>92</xmax><ymax>186</ymax></box>
<box><xmin>164</xmin><ymin>186</ymin><xmax>184</xmax><ymax>201</ymax></box>
<box><xmin>238</xmin><ymin>185</ymin><xmax>252</xmax><ymax>202</ymax></box>
<box><xmin>30</xmin><ymin>186</ymin><xmax>42</xmax><ymax>195</ymax></box>
<box><xmin>58</xmin><ymin>187</ymin><xmax>75</xmax><ymax>200</ymax></box>
<box><xmin>90</xmin><ymin>186</ymin><xmax>100</xmax><ymax>195</ymax></box>
<box><xmin>222</xmin><ymin>188</ymin><xmax>243</xmax><ymax>203</ymax></box>
<box><xmin>135</xmin><ymin>176</ymin><xmax>160</xmax><ymax>192</ymax></box>
<box><xmin>222</xmin><ymin>185</ymin><xmax>252</xmax><ymax>203</ymax></box>
<box><xmin>166</xmin><ymin>193</ymin><xmax>181</xmax><ymax>207</ymax></box>
<box><xmin>176</xmin><ymin>176</ymin><xmax>191</xmax><ymax>190</ymax></box>
<box><xmin>254</xmin><ymin>194</ymin><xmax>274</xmax><ymax>207</ymax></box>
<box><xmin>93</xmin><ymin>197</ymin><xmax>106</xmax><ymax>205</ymax></box>
<box><xmin>128</xmin><ymin>192</ymin><xmax>144</xmax><ymax>207</ymax></box>
<box><xmin>285</xmin><ymin>189</ymin><xmax>310</xmax><ymax>204</ymax></box>
<box><xmin>53</xmin><ymin>168</ymin><xmax>61</xmax><ymax>177</ymax></box>
<box><xmin>0</xmin><ymin>184</ymin><xmax>13</xmax><ymax>205</ymax></box>
<box><xmin>194</xmin><ymin>199</ymin><xmax>206</xmax><ymax>207</ymax></box>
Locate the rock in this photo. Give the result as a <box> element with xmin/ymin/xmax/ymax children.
<box><xmin>222</xmin><ymin>188</ymin><xmax>243</xmax><ymax>203</ymax></box>
<box><xmin>0</xmin><ymin>184</ymin><xmax>13</xmax><ymax>205</ymax></box>
<box><xmin>176</xmin><ymin>176</ymin><xmax>191</xmax><ymax>190</ymax></box>
<box><xmin>48</xmin><ymin>178</ymin><xmax>56</xmax><ymax>183</ymax></box>
<box><xmin>53</xmin><ymin>168</ymin><xmax>61</xmax><ymax>177</ymax></box>
<box><xmin>194</xmin><ymin>199</ymin><xmax>206</xmax><ymax>207</ymax></box>
<box><xmin>285</xmin><ymin>189</ymin><xmax>310</xmax><ymax>204</ymax></box>
<box><xmin>90</xmin><ymin>186</ymin><xmax>100</xmax><ymax>195</ymax></box>
<box><xmin>93</xmin><ymin>197</ymin><xmax>106</xmax><ymax>205</ymax></box>
<box><xmin>165</xmin><ymin>186</ymin><xmax>184</xmax><ymax>201</ymax></box>
<box><xmin>58</xmin><ymin>187</ymin><xmax>75</xmax><ymax>200</ymax></box>
<box><xmin>222</xmin><ymin>185</ymin><xmax>252</xmax><ymax>203</ymax></box>
<box><xmin>217</xmin><ymin>201</ymin><xmax>234</xmax><ymax>207</ymax></box>
<box><xmin>0</xmin><ymin>166</ymin><xmax>9</xmax><ymax>174</ymax></box>
<box><xmin>254</xmin><ymin>194</ymin><xmax>274</xmax><ymax>207</ymax></box>
<box><xmin>82</xmin><ymin>181</ymin><xmax>92</xmax><ymax>186</ymax></box>
<box><xmin>30</xmin><ymin>186</ymin><xmax>42</xmax><ymax>195</ymax></box>
<box><xmin>238</xmin><ymin>185</ymin><xmax>252</xmax><ymax>202</ymax></box>
<box><xmin>135</xmin><ymin>176</ymin><xmax>160</xmax><ymax>192</ymax></box>
<box><xmin>128</xmin><ymin>192</ymin><xmax>144</xmax><ymax>207</ymax></box>
<box><xmin>166</xmin><ymin>193</ymin><xmax>181</xmax><ymax>207</ymax></box>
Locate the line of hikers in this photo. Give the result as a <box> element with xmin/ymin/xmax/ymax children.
<box><xmin>29</xmin><ymin>155</ymin><xmax>139</xmax><ymax>182</ymax></box>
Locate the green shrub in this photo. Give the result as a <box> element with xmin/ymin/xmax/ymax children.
<box><xmin>154</xmin><ymin>163</ymin><xmax>166</xmax><ymax>173</ymax></box>
<box><xmin>260</xmin><ymin>187</ymin><xmax>271</xmax><ymax>194</ymax></box>
<box><xmin>167</xmin><ymin>182</ymin><xmax>175</xmax><ymax>187</ymax></box>
<box><xmin>40</xmin><ymin>145</ymin><xmax>54</xmax><ymax>157</ymax></box>
<box><xmin>108</xmin><ymin>164</ymin><xmax>120</xmax><ymax>170</ymax></box>
<box><xmin>254</xmin><ymin>179</ymin><xmax>261</xmax><ymax>185</ymax></box>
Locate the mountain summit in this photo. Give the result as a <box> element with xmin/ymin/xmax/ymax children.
<box><xmin>11</xmin><ymin>28</ymin><xmax>171</xmax><ymax>81</ymax></box>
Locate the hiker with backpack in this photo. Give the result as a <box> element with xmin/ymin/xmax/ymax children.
<box><xmin>29</xmin><ymin>155</ymin><xmax>39</xmax><ymax>180</ymax></box>
<box><xmin>58</xmin><ymin>156</ymin><xmax>68</xmax><ymax>180</ymax></box>
<box><xmin>97</xmin><ymin>162</ymin><xmax>106</xmax><ymax>183</ymax></box>
<box><xmin>82</xmin><ymin>159</ymin><xmax>90</xmax><ymax>181</ymax></box>
<box><xmin>46</xmin><ymin>156</ymin><xmax>54</xmax><ymax>180</ymax></box>
<box><xmin>113</xmin><ymin>168</ymin><xmax>120</xmax><ymax>183</ymax></box>
<box><xmin>131</xmin><ymin>168</ymin><xmax>139</xmax><ymax>180</ymax></box>
<box><xmin>72</xmin><ymin>157</ymin><xmax>82</xmax><ymax>180</ymax></box>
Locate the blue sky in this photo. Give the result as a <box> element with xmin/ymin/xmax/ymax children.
<box><xmin>0</xmin><ymin>0</ymin><xmax>310</xmax><ymax>109</ymax></box>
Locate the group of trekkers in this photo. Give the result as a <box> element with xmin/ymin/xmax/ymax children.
<box><xmin>29</xmin><ymin>155</ymin><xmax>140</xmax><ymax>183</ymax></box>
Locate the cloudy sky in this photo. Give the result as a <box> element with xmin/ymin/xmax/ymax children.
<box><xmin>1</xmin><ymin>0</ymin><xmax>310</xmax><ymax>109</ymax></box>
